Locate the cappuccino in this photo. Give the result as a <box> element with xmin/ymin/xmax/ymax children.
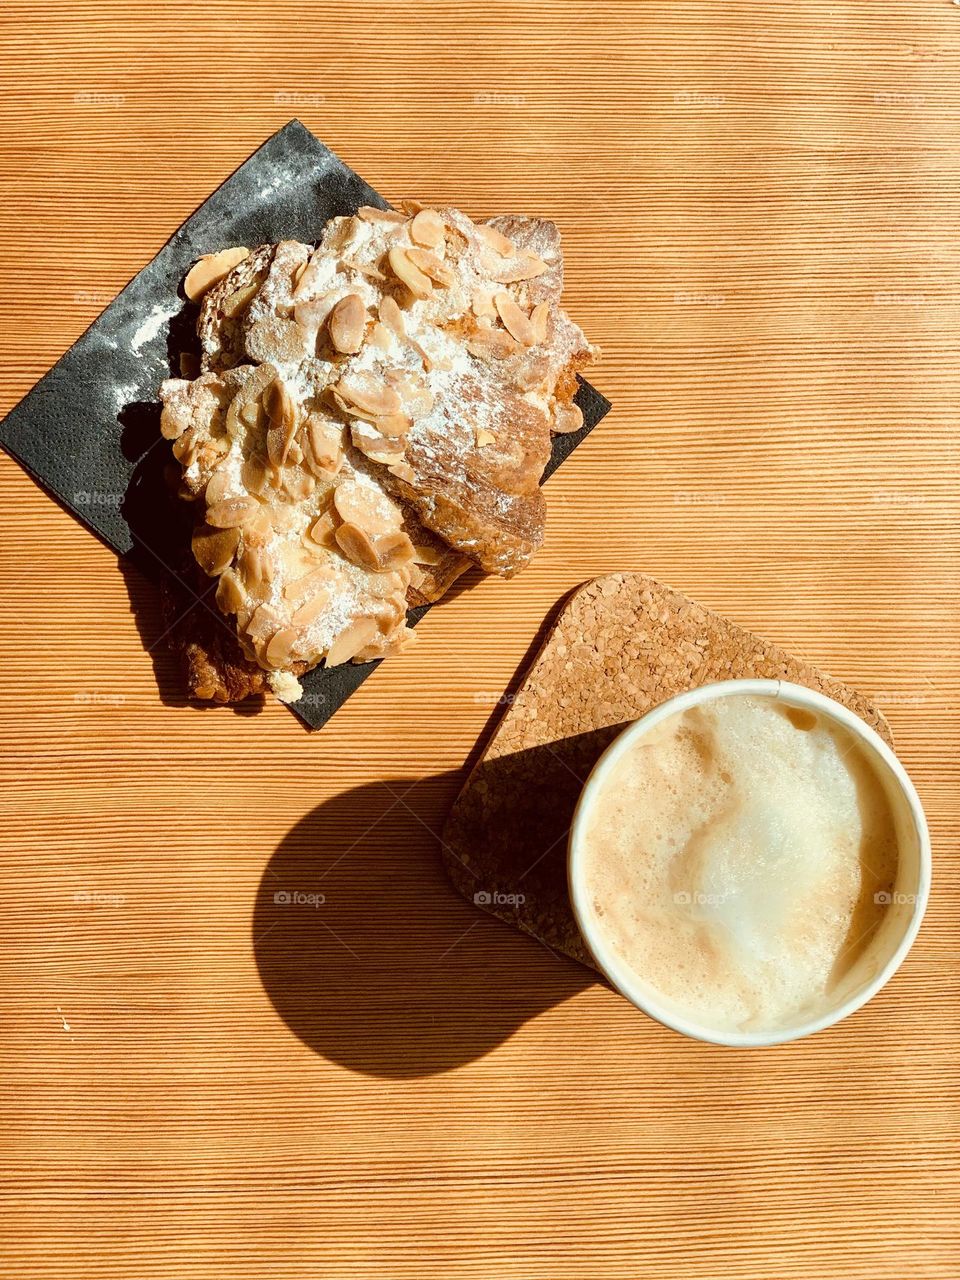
<box><xmin>579</xmin><ymin>694</ymin><xmax>900</xmax><ymax>1034</ymax></box>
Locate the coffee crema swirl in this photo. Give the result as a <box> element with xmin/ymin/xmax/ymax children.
<box><xmin>580</xmin><ymin>695</ymin><xmax>900</xmax><ymax>1033</ymax></box>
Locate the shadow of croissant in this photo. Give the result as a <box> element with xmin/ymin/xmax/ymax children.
<box><xmin>253</xmin><ymin>771</ymin><xmax>597</xmax><ymax>1078</ymax></box>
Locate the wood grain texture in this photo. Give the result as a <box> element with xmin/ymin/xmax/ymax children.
<box><xmin>0</xmin><ymin>2</ymin><xmax>958</xmax><ymax>1277</ymax></box>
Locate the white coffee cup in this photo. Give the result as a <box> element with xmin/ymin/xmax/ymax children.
<box><xmin>567</xmin><ymin>679</ymin><xmax>931</xmax><ymax>1047</ymax></box>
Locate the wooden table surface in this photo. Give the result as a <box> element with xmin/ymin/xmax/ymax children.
<box><xmin>1</xmin><ymin>2</ymin><xmax>958</xmax><ymax>1277</ymax></box>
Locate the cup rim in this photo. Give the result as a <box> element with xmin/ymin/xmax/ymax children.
<box><xmin>567</xmin><ymin>678</ymin><xmax>932</xmax><ymax>1047</ymax></box>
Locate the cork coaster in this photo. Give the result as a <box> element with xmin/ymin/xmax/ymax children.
<box><xmin>442</xmin><ymin>573</ymin><xmax>892</xmax><ymax>969</ymax></box>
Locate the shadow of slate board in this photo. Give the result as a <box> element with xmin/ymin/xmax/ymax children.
<box><xmin>0</xmin><ymin>120</ymin><xmax>611</xmax><ymax>728</ymax></box>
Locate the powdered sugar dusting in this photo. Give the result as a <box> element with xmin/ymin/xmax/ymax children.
<box><xmin>131</xmin><ymin>301</ymin><xmax>180</xmax><ymax>353</ymax></box>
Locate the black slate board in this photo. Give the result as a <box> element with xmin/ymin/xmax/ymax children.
<box><xmin>0</xmin><ymin>120</ymin><xmax>611</xmax><ymax>729</ymax></box>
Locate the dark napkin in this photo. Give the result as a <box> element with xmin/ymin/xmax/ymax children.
<box><xmin>0</xmin><ymin>120</ymin><xmax>611</xmax><ymax>728</ymax></box>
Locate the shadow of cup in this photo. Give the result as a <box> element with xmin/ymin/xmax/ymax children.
<box><xmin>253</xmin><ymin>773</ymin><xmax>594</xmax><ymax>1078</ymax></box>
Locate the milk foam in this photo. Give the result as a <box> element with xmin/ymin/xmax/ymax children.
<box><xmin>581</xmin><ymin>695</ymin><xmax>899</xmax><ymax>1033</ymax></box>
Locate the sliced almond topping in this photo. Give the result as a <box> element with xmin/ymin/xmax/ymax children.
<box><xmin>238</xmin><ymin>545</ymin><xmax>274</xmax><ymax>591</ymax></box>
<box><xmin>494</xmin><ymin>291</ymin><xmax>536</xmax><ymax>346</ymax></box>
<box><xmin>530</xmin><ymin>301</ymin><xmax>550</xmax><ymax>344</ymax></box>
<box><xmin>388</xmin><ymin>461</ymin><xmax>416</xmax><ymax>484</ymax></box>
<box><xmin>445</xmin><ymin>225</ymin><xmax>470</xmax><ymax>257</ymax></box>
<box><xmin>225</xmin><ymin>363</ymin><xmax>277</xmax><ymax>440</ymax></box>
<box><xmin>387</xmin><ymin>246</ymin><xmax>433</xmax><ymax>299</ymax></box>
<box><xmin>241</xmin><ymin>505</ymin><xmax>273</xmax><ymax>547</ymax></box>
<box><xmin>332</xmin><ymin>373</ymin><xmax>403</xmax><ymax>421</ymax></box>
<box><xmin>513</xmin><ymin>353</ymin><xmax>552</xmax><ymax>393</ymax></box>
<box><xmin>357</xmin><ymin>205</ymin><xmax>407</xmax><ymax>224</ymax></box>
<box><xmin>204</xmin><ymin>468</ymin><xmax>233</xmax><ymax>506</ymax></box>
<box><xmin>412</xmin><ymin>543</ymin><xmax>444</xmax><ymax>565</ymax></box>
<box><xmin>553</xmin><ymin>401</ymin><xmax>585</xmax><ymax>434</ymax></box>
<box><xmin>398</xmin><ymin>199</ymin><xmax>425</xmax><ymax>214</ymax></box>
<box><xmin>373</xmin><ymin>412</ymin><xmax>412</xmax><ymax>438</ymax></box>
<box><xmin>466</xmin><ymin>327</ymin><xmax>522</xmax><ymax>361</ymax></box>
<box><xmin>266</xmin><ymin>627</ymin><xmax>300</xmax><ymax>669</ymax></box>
<box><xmin>490</xmin><ymin>254</ymin><xmax>548</xmax><ymax>284</ymax></box>
<box><xmin>471</xmin><ymin>288</ymin><xmax>497</xmax><ymax>318</ymax></box>
<box><xmin>291</xmin><ymin>260</ymin><xmax>325</xmax><ymax>303</ymax></box>
<box><xmin>302</xmin><ymin>414</ymin><xmax>343</xmax><ymax>475</ymax></box>
<box><xmin>335</xmin><ymin>521</ymin><xmax>381</xmax><ymax>570</ymax></box>
<box><xmin>216</xmin><ymin>568</ymin><xmax>246</xmax><ymax>615</ymax></box>
<box><xmin>192</xmin><ymin>524</ymin><xmax>240</xmax><ymax>576</ymax></box>
<box><xmin>328</xmin><ymin>292</ymin><xmax>366</xmax><ymax>354</ymax></box>
<box><xmin>325</xmin><ymin>616</ymin><xmax>379</xmax><ymax>667</ymax></box>
<box><xmin>341</xmin><ymin>259</ymin><xmax>387</xmax><ymax>282</ymax></box>
<box><xmin>308</xmin><ymin>511</ymin><xmax>338</xmax><ymax>549</ymax></box>
<box><xmin>195</xmin><ymin>440</ymin><xmax>229</xmax><ymax>473</ymax></box>
<box><xmin>160</xmin><ymin>404</ymin><xmax>187</xmax><ymax>441</ymax></box>
<box><xmin>370</xmin><ymin>322</ymin><xmax>392</xmax><ymax>352</ymax></box>
<box><xmin>408</xmin><ymin>334</ymin><xmax>436</xmax><ymax>371</ymax></box>
<box><xmin>379</xmin><ymin>294</ymin><xmax>406</xmax><ymax>338</ymax></box>
<box><xmin>324</xmin><ymin>216</ymin><xmax>360</xmax><ymax>252</ymax></box>
<box><xmin>406</xmin><ymin>248</ymin><xmax>455</xmax><ymax>287</ymax></box>
<box><xmin>476</xmin><ymin>428</ymin><xmax>496</xmax><ymax>447</ymax></box>
<box><xmin>247</xmin><ymin>603</ymin><xmax>282</xmax><ymax>646</ymax></box>
<box><xmin>365</xmin><ymin>446</ymin><xmax>407</xmax><ymax>466</ymax></box>
<box><xmin>364</xmin><ymin>625</ymin><xmax>418</xmax><ymax>660</ymax></box>
<box><xmin>410</xmin><ymin>208</ymin><xmax>446</xmax><ymax>249</ymax></box>
<box><xmin>283</xmin><ymin>567</ymin><xmax>333</xmax><ymax>603</ymax></box>
<box><xmin>281</xmin><ymin>469</ymin><xmax>316</xmax><ymax>501</ymax></box>
<box><xmin>365</xmin><ymin>570</ymin><xmax>404</xmax><ymax>599</ymax></box>
<box><xmin>171</xmin><ymin>425</ymin><xmax>202</xmax><ymax>464</ymax></box>
<box><xmin>476</xmin><ymin>224</ymin><xmax>516</xmax><ymax>257</ymax></box>
<box><xmin>206</xmin><ymin>497</ymin><xmax>259</xmax><ymax>529</ymax></box>
<box><xmin>245</xmin><ymin>317</ymin><xmax>309</xmax><ymax>365</ymax></box>
<box><xmin>263</xmin><ymin>377</ymin><xmax>296</xmax><ymax>430</ymax></box>
<box><xmin>293</xmin><ymin>292</ymin><xmax>337</xmax><ymax>335</ymax></box>
<box><xmin>388</xmin><ymin>372</ymin><xmax>434</xmax><ymax>416</ymax></box>
<box><xmin>222</xmin><ymin>280</ymin><xmax>260</xmax><ymax>319</ymax></box>
<box><xmin>264</xmin><ymin>377</ymin><xmax>299</xmax><ymax>467</ymax></box>
<box><xmin>351</xmin><ymin>422</ymin><xmax>406</xmax><ymax>462</ymax></box>
<box><xmin>334</xmin><ymin>480</ymin><xmax>403</xmax><ymax>536</ymax></box>
<box><xmin>375</xmin><ymin>530</ymin><xmax>416</xmax><ymax>571</ymax></box>
<box><xmin>292</xmin><ymin>590</ymin><xmax>331</xmax><ymax>627</ymax></box>
<box><xmin>239</xmin><ymin>400</ymin><xmax>262</xmax><ymax>429</ymax></box>
<box><xmin>184</xmin><ymin>246</ymin><xmax>250</xmax><ymax>302</ymax></box>
<box><xmin>374</xmin><ymin>602</ymin><xmax>406</xmax><ymax>635</ymax></box>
